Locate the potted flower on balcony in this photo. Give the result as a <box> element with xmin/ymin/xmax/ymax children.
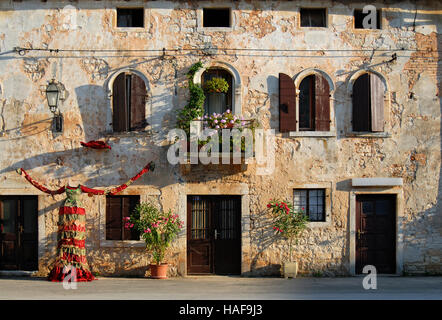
<box><xmin>267</xmin><ymin>199</ymin><xmax>309</xmax><ymax>278</ymax></box>
<box><xmin>203</xmin><ymin>77</ymin><xmax>229</xmax><ymax>93</ymax></box>
<box><xmin>124</xmin><ymin>202</ymin><xmax>184</xmax><ymax>279</ymax></box>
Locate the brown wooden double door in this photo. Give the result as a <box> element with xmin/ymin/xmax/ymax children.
<box><xmin>356</xmin><ymin>194</ymin><xmax>396</xmax><ymax>274</ymax></box>
<box><xmin>187</xmin><ymin>196</ymin><xmax>241</xmax><ymax>275</ymax></box>
<box><xmin>0</xmin><ymin>196</ymin><xmax>38</xmax><ymax>271</ymax></box>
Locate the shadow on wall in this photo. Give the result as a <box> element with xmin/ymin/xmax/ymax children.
<box><xmin>74</xmin><ymin>85</ymin><xmax>109</xmax><ymax>142</ymax></box>
<box><xmin>242</xmin><ymin>207</ymin><xmax>281</xmax><ymax>277</ymax></box>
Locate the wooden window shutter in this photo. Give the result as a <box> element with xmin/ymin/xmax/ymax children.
<box><xmin>370</xmin><ymin>74</ymin><xmax>385</xmax><ymax>132</ymax></box>
<box><xmin>112</xmin><ymin>73</ymin><xmax>128</xmax><ymax>132</ymax></box>
<box><xmin>106</xmin><ymin>197</ymin><xmax>122</xmax><ymax>240</ymax></box>
<box><xmin>130</xmin><ymin>74</ymin><xmax>147</xmax><ymax>131</ymax></box>
<box><xmin>279</xmin><ymin>73</ymin><xmax>297</xmax><ymax>132</ymax></box>
<box><xmin>314</xmin><ymin>74</ymin><xmax>331</xmax><ymax>131</ymax></box>
<box><xmin>352</xmin><ymin>73</ymin><xmax>370</xmax><ymax>132</ymax></box>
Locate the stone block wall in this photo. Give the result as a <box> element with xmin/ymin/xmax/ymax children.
<box><xmin>0</xmin><ymin>0</ymin><xmax>440</xmax><ymax>276</ymax></box>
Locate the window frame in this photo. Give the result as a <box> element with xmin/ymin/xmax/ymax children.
<box><xmin>111</xmin><ymin>71</ymin><xmax>149</xmax><ymax>134</ymax></box>
<box><xmin>299</xmin><ymin>8</ymin><xmax>328</xmax><ymax>28</ymax></box>
<box><xmin>290</xmin><ymin>183</ymin><xmax>332</xmax><ymax>228</ymax></box>
<box><xmin>197</xmin><ymin>5</ymin><xmax>235</xmax><ymax>32</ymax></box>
<box><xmin>353</xmin><ymin>8</ymin><xmax>382</xmax><ymax>30</ymax></box>
<box><xmin>201</xmin><ymin>68</ymin><xmax>234</xmax><ymax>116</ymax></box>
<box><xmin>351</xmin><ymin>72</ymin><xmax>385</xmax><ymax>133</ymax></box>
<box><xmin>298</xmin><ymin>75</ymin><xmax>316</xmax><ymax>131</ymax></box>
<box><xmin>105</xmin><ymin>195</ymin><xmax>141</xmax><ymax>241</ymax></box>
<box><xmin>283</xmin><ymin>70</ymin><xmax>336</xmax><ymax>137</ymax></box>
<box><xmin>293</xmin><ymin>189</ymin><xmax>326</xmax><ymax>222</ymax></box>
<box><xmin>202</xmin><ymin>8</ymin><xmax>231</xmax><ymax>28</ymax></box>
<box><xmin>115</xmin><ymin>7</ymin><xmax>146</xmax><ymax>29</ymax></box>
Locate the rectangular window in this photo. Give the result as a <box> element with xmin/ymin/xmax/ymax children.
<box><xmin>354</xmin><ymin>9</ymin><xmax>381</xmax><ymax>29</ymax></box>
<box><xmin>300</xmin><ymin>8</ymin><xmax>327</xmax><ymax>27</ymax></box>
<box><xmin>203</xmin><ymin>8</ymin><xmax>231</xmax><ymax>28</ymax></box>
<box><xmin>106</xmin><ymin>195</ymin><xmax>140</xmax><ymax>240</ymax></box>
<box><xmin>293</xmin><ymin>189</ymin><xmax>326</xmax><ymax>222</ymax></box>
<box><xmin>117</xmin><ymin>8</ymin><xmax>144</xmax><ymax>28</ymax></box>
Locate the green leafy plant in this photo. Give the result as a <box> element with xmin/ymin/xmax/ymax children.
<box><xmin>176</xmin><ymin>62</ymin><xmax>205</xmax><ymax>137</ymax></box>
<box><xmin>267</xmin><ymin>199</ymin><xmax>309</xmax><ymax>262</ymax></box>
<box><xmin>124</xmin><ymin>202</ymin><xmax>184</xmax><ymax>265</ymax></box>
<box><xmin>203</xmin><ymin>77</ymin><xmax>229</xmax><ymax>93</ymax></box>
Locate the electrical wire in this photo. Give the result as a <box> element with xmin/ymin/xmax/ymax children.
<box><xmin>13</xmin><ymin>46</ymin><xmax>440</xmax><ymax>55</ymax></box>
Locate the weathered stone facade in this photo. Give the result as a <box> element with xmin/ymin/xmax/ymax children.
<box><xmin>0</xmin><ymin>0</ymin><xmax>440</xmax><ymax>277</ymax></box>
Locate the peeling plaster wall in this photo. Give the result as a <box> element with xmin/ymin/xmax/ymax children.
<box><xmin>0</xmin><ymin>0</ymin><xmax>440</xmax><ymax>277</ymax></box>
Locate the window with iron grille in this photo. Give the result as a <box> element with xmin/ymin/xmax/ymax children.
<box><xmin>293</xmin><ymin>189</ymin><xmax>326</xmax><ymax>222</ymax></box>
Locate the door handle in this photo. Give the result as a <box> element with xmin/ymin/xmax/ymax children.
<box><xmin>19</xmin><ymin>225</ymin><xmax>24</xmax><ymax>233</ymax></box>
<box><xmin>214</xmin><ymin>229</ymin><xmax>219</xmax><ymax>240</ymax></box>
<box><xmin>357</xmin><ymin>229</ymin><xmax>364</xmax><ymax>240</ymax></box>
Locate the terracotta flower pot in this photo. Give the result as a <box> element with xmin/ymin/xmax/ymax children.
<box><xmin>150</xmin><ymin>263</ymin><xmax>168</xmax><ymax>279</ymax></box>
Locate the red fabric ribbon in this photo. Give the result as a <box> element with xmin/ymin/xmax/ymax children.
<box><xmin>80</xmin><ymin>140</ymin><xmax>111</xmax><ymax>150</ymax></box>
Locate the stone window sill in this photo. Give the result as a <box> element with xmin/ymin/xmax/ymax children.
<box><xmin>307</xmin><ymin>221</ymin><xmax>331</xmax><ymax>228</ymax></box>
<box><xmin>199</xmin><ymin>27</ymin><xmax>234</xmax><ymax>32</ymax></box>
<box><xmin>346</xmin><ymin>132</ymin><xmax>391</xmax><ymax>138</ymax></box>
<box><xmin>289</xmin><ymin>131</ymin><xmax>336</xmax><ymax>138</ymax></box>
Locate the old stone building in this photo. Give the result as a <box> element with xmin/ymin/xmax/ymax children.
<box><xmin>0</xmin><ymin>0</ymin><xmax>440</xmax><ymax>278</ymax></box>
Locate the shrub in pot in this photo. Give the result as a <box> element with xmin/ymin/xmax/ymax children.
<box><xmin>124</xmin><ymin>202</ymin><xmax>184</xmax><ymax>279</ymax></box>
<box><xmin>267</xmin><ymin>199</ymin><xmax>309</xmax><ymax>278</ymax></box>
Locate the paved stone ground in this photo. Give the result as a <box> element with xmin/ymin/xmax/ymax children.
<box><xmin>0</xmin><ymin>276</ymin><xmax>441</xmax><ymax>300</ymax></box>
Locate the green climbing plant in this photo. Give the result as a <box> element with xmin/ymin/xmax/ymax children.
<box><xmin>176</xmin><ymin>61</ymin><xmax>205</xmax><ymax>137</ymax></box>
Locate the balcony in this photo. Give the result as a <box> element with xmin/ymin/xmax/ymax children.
<box><xmin>179</xmin><ymin>116</ymin><xmax>256</xmax><ymax>174</ymax></box>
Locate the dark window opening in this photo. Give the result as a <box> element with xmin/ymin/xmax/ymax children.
<box><xmin>354</xmin><ymin>9</ymin><xmax>381</xmax><ymax>29</ymax></box>
<box><xmin>300</xmin><ymin>8</ymin><xmax>327</xmax><ymax>27</ymax></box>
<box><xmin>117</xmin><ymin>8</ymin><xmax>144</xmax><ymax>28</ymax></box>
<box><xmin>299</xmin><ymin>75</ymin><xmax>315</xmax><ymax>131</ymax></box>
<box><xmin>106</xmin><ymin>195</ymin><xmax>140</xmax><ymax>241</ymax></box>
<box><xmin>293</xmin><ymin>189</ymin><xmax>326</xmax><ymax>222</ymax></box>
<box><xmin>203</xmin><ymin>8</ymin><xmax>231</xmax><ymax>28</ymax></box>
<box><xmin>201</xmin><ymin>68</ymin><xmax>233</xmax><ymax>115</ymax></box>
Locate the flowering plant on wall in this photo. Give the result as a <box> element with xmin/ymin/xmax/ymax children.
<box><xmin>124</xmin><ymin>202</ymin><xmax>184</xmax><ymax>265</ymax></box>
<box><xmin>267</xmin><ymin>199</ymin><xmax>309</xmax><ymax>262</ymax></box>
<box><xmin>195</xmin><ymin>110</ymin><xmax>257</xmax><ymax>152</ymax></box>
<box><xmin>200</xmin><ymin>109</ymin><xmax>245</xmax><ymax>130</ymax></box>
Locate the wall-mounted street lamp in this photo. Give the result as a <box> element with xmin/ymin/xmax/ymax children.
<box><xmin>45</xmin><ymin>79</ymin><xmax>63</xmax><ymax>132</ymax></box>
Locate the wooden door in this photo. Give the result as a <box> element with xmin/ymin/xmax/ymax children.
<box><xmin>0</xmin><ymin>196</ymin><xmax>38</xmax><ymax>271</ymax></box>
<box><xmin>356</xmin><ymin>194</ymin><xmax>396</xmax><ymax>274</ymax></box>
<box><xmin>213</xmin><ymin>197</ymin><xmax>241</xmax><ymax>275</ymax></box>
<box><xmin>187</xmin><ymin>196</ymin><xmax>241</xmax><ymax>275</ymax></box>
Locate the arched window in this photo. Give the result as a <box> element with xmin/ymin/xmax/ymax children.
<box><xmin>201</xmin><ymin>68</ymin><xmax>233</xmax><ymax>115</ymax></box>
<box><xmin>352</xmin><ymin>73</ymin><xmax>385</xmax><ymax>132</ymax></box>
<box><xmin>279</xmin><ymin>72</ymin><xmax>331</xmax><ymax>132</ymax></box>
<box><xmin>112</xmin><ymin>72</ymin><xmax>147</xmax><ymax>132</ymax></box>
